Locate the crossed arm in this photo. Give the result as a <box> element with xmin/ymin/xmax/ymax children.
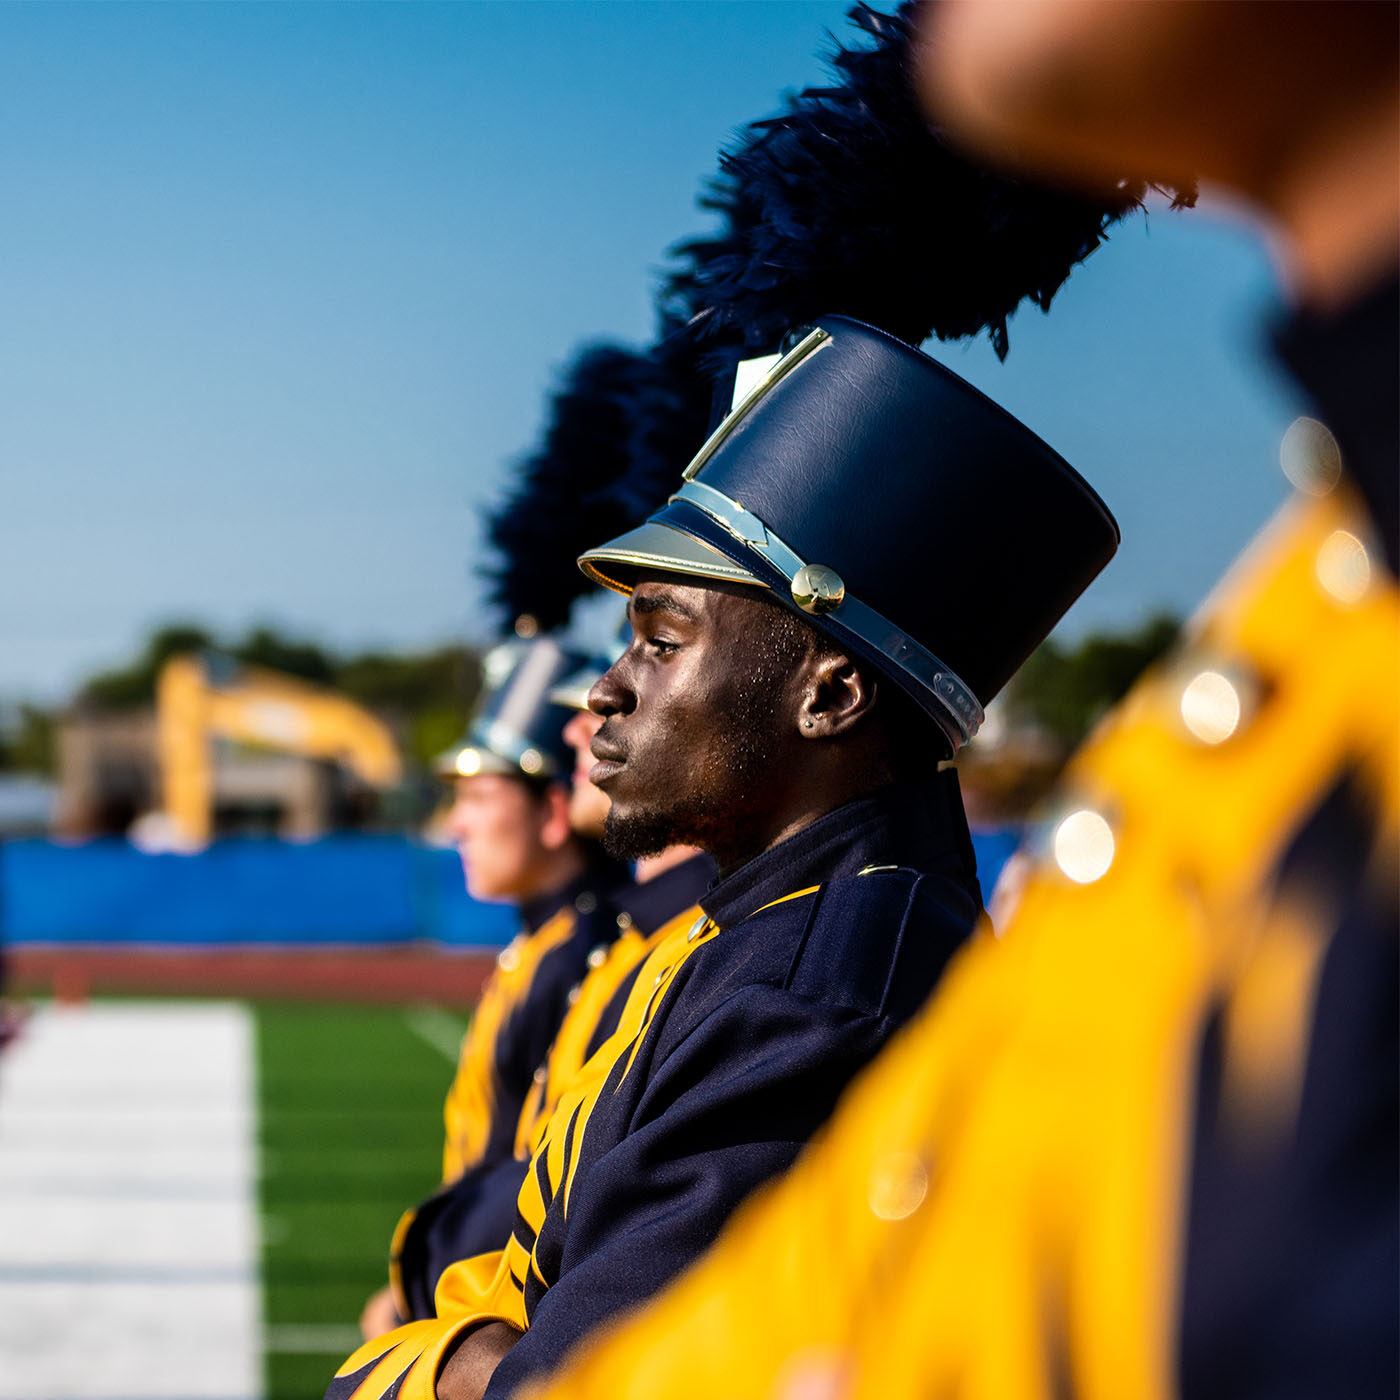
<box><xmin>436</xmin><ymin>1323</ymin><xmax>522</xmax><ymax>1400</ymax></box>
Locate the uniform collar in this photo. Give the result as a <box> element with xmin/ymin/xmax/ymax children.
<box><xmin>519</xmin><ymin>859</ymin><xmax>628</xmax><ymax>935</ymax></box>
<box><xmin>1273</xmin><ymin>270</ymin><xmax>1399</xmax><ymax>575</ymax></box>
<box><xmin>618</xmin><ymin>853</ymin><xmax>715</xmax><ymax>935</ymax></box>
<box><xmin>699</xmin><ymin>772</ymin><xmax>976</xmax><ymax>932</ymax></box>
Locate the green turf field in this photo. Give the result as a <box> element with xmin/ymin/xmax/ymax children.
<box><xmin>256</xmin><ymin>1001</ymin><xmax>468</xmax><ymax>1398</ymax></box>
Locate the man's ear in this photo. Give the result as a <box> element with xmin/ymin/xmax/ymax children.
<box><xmin>538</xmin><ymin>782</ymin><xmax>576</xmax><ymax>850</ymax></box>
<box><xmin>796</xmin><ymin>650</ymin><xmax>878</xmax><ymax>739</ymax></box>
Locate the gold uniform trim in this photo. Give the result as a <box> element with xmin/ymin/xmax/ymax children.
<box><xmin>512</xmin><ymin>910</ymin><xmax>699</xmax><ymax>1158</ymax></box>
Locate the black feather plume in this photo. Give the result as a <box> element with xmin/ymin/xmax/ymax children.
<box><xmin>615</xmin><ymin>322</ymin><xmax>717</xmax><ymax>523</ymax></box>
<box><xmin>665</xmin><ymin>2</ymin><xmax>1194</xmax><ymax>367</ymax></box>
<box><xmin>486</xmin><ymin>345</ymin><xmax>648</xmax><ymax>632</ymax></box>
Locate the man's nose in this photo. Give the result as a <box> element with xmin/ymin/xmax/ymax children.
<box><xmin>588</xmin><ymin>658</ymin><xmax>633</xmax><ymax>718</ymax></box>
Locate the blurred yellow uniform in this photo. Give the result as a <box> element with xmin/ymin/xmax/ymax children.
<box><xmin>524</xmin><ymin>487</ymin><xmax>1398</xmax><ymax>1400</ymax></box>
<box><xmin>440</xmin><ymin>898</ymin><xmax>587</xmax><ymax>1183</ymax></box>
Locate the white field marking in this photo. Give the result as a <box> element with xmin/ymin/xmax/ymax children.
<box><xmin>403</xmin><ymin>1006</ymin><xmax>468</xmax><ymax>1065</ymax></box>
<box><xmin>264</xmin><ymin>1324</ymin><xmax>364</xmax><ymax>1355</ymax></box>
<box><xmin>0</xmin><ymin>1001</ymin><xmax>262</xmax><ymax>1400</ymax></box>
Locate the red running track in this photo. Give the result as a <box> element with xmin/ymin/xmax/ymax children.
<box><xmin>6</xmin><ymin>946</ymin><xmax>499</xmax><ymax>1006</ymax></box>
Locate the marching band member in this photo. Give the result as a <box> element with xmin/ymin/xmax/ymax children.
<box><xmin>379</xmin><ymin>656</ymin><xmax>711</xmax><ymax>1332</ymax></box>
<box><xmin>328</xmin><ymin>315</ymin><xmax>1119</xmax><ymax>1399</ymax></box>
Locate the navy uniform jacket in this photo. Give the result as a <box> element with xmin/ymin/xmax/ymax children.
<box><xmin>394</xmin><ymin>855</ymin><xmax>713</xmax><ymax>1320</ymax></box>
<box><xmin>329</xmin><ymin>774</ymin><xmax>982</xmax><ymax>1399</ymax></box>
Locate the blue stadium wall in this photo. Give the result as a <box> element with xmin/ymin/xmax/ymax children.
<box><xmin>0</xmin><ymin>831</ymin><xmax>1019</xmax><ymax>947</ymax></box>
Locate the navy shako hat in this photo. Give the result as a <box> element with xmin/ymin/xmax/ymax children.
<box><xmin>433</xmin><ymin>636</ymin><xmax>585</xmax><ymax>782</ymax></box>
<box><xmin>579</xmin><ymin>316</ymin><xmax>1119</xmax><ymax>757</ymax></box>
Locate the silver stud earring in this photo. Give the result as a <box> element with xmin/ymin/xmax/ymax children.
<box><xmin>803</xmin><ymin>720</ymin><xmax>814</xmax><ymax>729</ymax></box>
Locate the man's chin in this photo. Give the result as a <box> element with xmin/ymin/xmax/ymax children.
<box><xmin>602</xmin><ymin>805</ymin><xmax>686</xmax><ymax>863</ymax></box>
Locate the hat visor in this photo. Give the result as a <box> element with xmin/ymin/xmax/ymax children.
<box><xmin>578</xmin><ymin>520</ymin><xmax>765</xmax><ymax>595</ymax></box>
<box><xmin>430</xmin><ymin>744</ymin><xmax>520</xmax><ymax>780</ymax></box>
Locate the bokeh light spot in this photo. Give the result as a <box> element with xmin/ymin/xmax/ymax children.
<box><xmin>1280</xmin><ymin>416</ymin><xmax>1342</xmax><ymax>495</ymax></box>
<box><xmin>1315</xmin><ymin>529</ymin><xmax>1371</xmax><ymax>605</ymax></box>
<box><xmin>1180</xmin><ymin>670</ymin><xmax>1242</xmax><ymax>745</ymax></box>
<box><xmin>867</xmin><ymin>1151</ymin><xmax>929</xmax><ymax>1221</ymax></box>
<box><xmin>1053</xmin><ymin>809</ymin><xmax>1115</xmax><ymax>884</ymax></box>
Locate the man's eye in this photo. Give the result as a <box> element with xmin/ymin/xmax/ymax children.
<box><xmin>647</xmin><ymin>637</ymin><xmax>679</xmax><ymax>656</ymax></box>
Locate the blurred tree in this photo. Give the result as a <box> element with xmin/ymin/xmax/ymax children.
<box><xmin>1004</xmin><ymin>612</ymin><xmax>1180</xmax><ymax>743</ymax></box>
<box><xmin>81</xmin><ymin>624</ymin><xmax>338</xmax><ymax>706</ymax></box>
<box><xmin>231</xmin><ymin>627</ymin><xmax>335</xmax><ymax>685</ymax></box>
<box><xmin>0</xmin><ymin>704</ymin><xmax>56</xmax><ymax>774</ymax></box>
<box><xmin>80</xmin><ymin>623</ymin><xmax>215</xmax><ymax>708</ymax></box>
<box><xmin>335</xmin><ymin>646</ymin><xmax>478</xmax><ymax>712</ymax></box>
<box><xmin>335</xmin><ymin>646</ymin><xmax>482</xmax><ymax>768</ymax></box>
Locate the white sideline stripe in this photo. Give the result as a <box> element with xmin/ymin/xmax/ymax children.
<box><xmin>403</xmin><ymin>1006</ymin><xmax>467</xmax><ymax>1065</ymax></box>
<box><xmin>0</xmin><ymin>1002</ymin><xmax>263</xmax><ymax>1399</ymax></box>
<box><xmin>265</xmin><ymin>1324</ymin><xmax>363</xmax><ymax>1355</ymax></box>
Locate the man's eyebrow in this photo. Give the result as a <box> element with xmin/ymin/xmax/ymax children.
<box><xmin>630</xmin><ymin>589</ymin><xmax>700</xmax><ymax>623</ymax></box>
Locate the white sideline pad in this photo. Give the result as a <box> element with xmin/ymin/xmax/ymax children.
<box><xmin>0</xmin><ymin>1002</ymin><xmax>262</xmax><ymax>1400</ymax></box>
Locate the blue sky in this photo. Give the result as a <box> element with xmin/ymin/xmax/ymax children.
<box><xmin>0</xmin><ymin>1</ymin><xmax>1305</xmax><ymax>701</ymax></box>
